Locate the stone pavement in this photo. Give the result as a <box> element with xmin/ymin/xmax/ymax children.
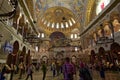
<box><xmin>13</xmin><ymin>68</ymin><xmax>120</xmax><ymax>80</ymax></box>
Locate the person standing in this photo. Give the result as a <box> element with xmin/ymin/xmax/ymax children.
<box><xmin>79</xmin><ymin>62</ymin><xmax>93</xmax><ymax>80</ymax></box>
<box><xmin>51</xmin><ymin>62</ymin><xmax>56</xmax><ymax>77</ymax></box>
<box><xmin>10</xmin><ymin>63</ymin><xmax>14</xmax><ymax>80</ymax></box>
<box><xmin>18</xmin><ymin>62</ymin><xmax>24</xmax><ymax>79</ymax></box>
<box><xmin>99</xmin><ymin>64</ymin><xmax>105</xmax><ymax>80</ymax></box>
<box><xmin>0</xmin><ymin>64</ymin><xmax>6</xmax><ymax>80</ymax></box>
<box><xmin>62</xmin><ymin>57</ymin><xmax>75</xmax><ymax>80</ymax></box>
<box><xmin>5</xmin><ymin>53</ymin><xmax>12</xmax><ymax>80</ymax></box>
<box><xmin>25</xmin><ymin>64</ymin><xmax>33</xmax><ymax>80</ymax></box>
<box><xmin>41</xmin><ymin>61</ymin><xmax>47</xmax><ymax>80</ymax></box>
<box><xmin>56</xmin><ymin>60</ymin><xmax>61</xmax><ymax>76</ymax></box>
<box><xmin>79</xmin><ymin>61</ymin><xmax>85</xmax><ymax>80</ymax></box>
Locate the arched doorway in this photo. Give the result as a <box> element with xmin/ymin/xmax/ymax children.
<box><xmin>110</xmin><ymin>42</ymin><xmax>120</xmax><ymax>65</ymax></box>
<box><xmin>13</xmin><ymin>41</ymin><xmax>19</xmax><ymax>55</ymax></box>
<box><xmin>19</xmin><ymin>46</ymin><xmax>26</xmax><ymax>63</ymax></box>
<box><xmin>6</xmin><ymin>41</ymin><xmax>19</xmax><ymax>70</ymax></box>
<box><xmin>90</xmin><ymin>50</ymin><xmax>96</xmax><ymax>64</ymax></box>
<box><xmin>56</xmin><ymin>52</ymin><xmax>64</xmax><ymax>65</ymax></box>
<box><xmin>49</xmin><ymin>31</ymin><xmax>66</xmax><ymax>47</ymax></box>
<box><xmin>98</xmin><ymin>47</ymin><xmax>106</xmax><ymax>63</ymax></box>
<box><xmin>11</xmin><ymin>41</ymin><xmax>19</xmax><ymax>65</ymax></box>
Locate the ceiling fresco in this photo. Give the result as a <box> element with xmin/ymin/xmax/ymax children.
<box><xmin>35</xmin><ymin>0</ymin><xmax>86</xmax><ymax>22</ymax></box>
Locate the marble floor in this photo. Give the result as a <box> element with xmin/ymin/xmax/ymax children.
<box><xmin>13</xmin><ymin>68</ymin><xmax>120</xmax><ymax>80</ymax></box>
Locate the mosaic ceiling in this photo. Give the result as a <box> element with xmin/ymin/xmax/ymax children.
<box><xmin>35</xmin><ymin>0</ymin><xmax>86</xmax><ymax>23</ymax></box>
<box><xmin>33</xmin><ymin>0</ymin><xmax>88</xmax><ymax>47</ymax></box>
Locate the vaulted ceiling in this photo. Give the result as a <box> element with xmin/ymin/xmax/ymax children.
<box><xmin>37</xmin><ymin>6</ymin><xmax>80</xmax><ymax>35</ymax></box>
<box><xmin>34</xmin><ymin>0</ymin><xmax>88</xmax><ymax>35</ymax></box>
<box><xmin>26</xmin><ymin>0</ymin><xmax>99</xmax><ymax>37</ymax></box>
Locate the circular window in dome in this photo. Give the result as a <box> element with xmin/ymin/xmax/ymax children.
<box><xmin>54</xmin><ymin>8</ymin><xmax>64</xmax><ymax>16</ymax></box>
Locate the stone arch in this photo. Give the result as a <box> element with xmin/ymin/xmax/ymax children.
<box><xmin>49</xmin><ymin>31</ymin><xmax>66</xmax><ymax>40</ymax></box>
<box><xmin>90</xmin><ymin>50</ymin><xmax>96</xmax><ymax>64</ymax></box>
<box><xmin>99</xmin><ymin>47</ymin><xmax>105</xmax><ymax>56</ymax></box>
<box><xmin>110</xmin><ymin>42</ymin><xmax>120</xmax><ymax>59</ymax></box>
<box><xmin>6</xmin><ymin>40</ymin><xmax>19</xmax><ymax>65</ymax></box>
<box><xmin>13</xmin><ymin>41</ymin><xmax>19</xmax><ymax>64</ymax></box>
<box><xmin>110</xmin><ymin>42</ymin><xmax>120</xmax><ymax>65</ymax></box>
<box><xmin>49</xmin><ymin>31</ymin><xmax>66</xmax><ymax>47</ymax></box>
<box><xmin>110</xmin><ymin>42</ymin><xmax>120</xmax><ymax>52</ymax></box>
<box><xmin>13</xmin><ymin>40</ymin><xmax>19</xmax><ymax>54</ymax></box>
<box><xmin>19</xmin><ymin>46</ymin><xmax>26</xmax><ymax>62</ymax></box>
<box><xmin>91</xmin><ymin>50</ymin><xmax>95</xmax><ymax>55</ymax></box>
<box><xmin>98</xmin><ymin>47</ymin><xmax>105</xmax><ymax>62</ymax></box>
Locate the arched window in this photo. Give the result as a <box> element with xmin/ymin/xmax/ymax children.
<box><xmin>65</xmin><ymin>22</ymin><xmax>69</xmax><ymax>28</ymax></box>
<box><xmin>44</xmin><ymin>20</ymin><xmax>47</xmax><ymax>25</ymax></box>
<box><xmin>71</xmin><ymin>18</ymin><xmax>76</xmax><ymax>24</ymax></box>
<box><xmin>71</xmin><ymin>34</ymin><xmax>74</xmax><ymax>38</ymax></box>
<box><xmin>61</xmin><ymin>23</ymin><xmax>64</xmax><ymax>28</ymax></box>
<box><xmin>41</xmin><ymin>33</ymin><xmax>44</xmax><ymax>38</ymax></box>
<box><xmin>47</xmin><ymin>22</ymin><xmax>50</xmax><ymax>27</ymax></box>
<box><xmin>52</xmin><ymin>22</ymin><xmax>55</xmax><ymax>28</ymax></box>
<box><xmin>69</xmin><ymin>20</ymin><xmax>73</xmax><ymax>26</ymax></box>
<box><xmin>74</xmin><ymin>34</ymin><xmax>77</xmax><ymax>38</ymax></box>
<box><xmin>56</xmin><ymin>23</ymin><xmax>59</xmax><ymax>28</ymax></box>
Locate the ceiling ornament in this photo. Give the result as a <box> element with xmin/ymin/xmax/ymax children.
<box><xmin>54</xmin><ymin>8</ymin><xmax>64</xmax><ymax>17</ymax></box>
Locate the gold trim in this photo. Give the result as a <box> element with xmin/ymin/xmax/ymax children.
<box><xmin>85</xmin><ymin>0</ymin><xmax>96</xmax><ymax>26</ymax></box>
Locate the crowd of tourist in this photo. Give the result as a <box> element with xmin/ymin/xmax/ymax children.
<box><xmin>0</xmin><ymin>57</ymin><xmax>120</xmax><ymax>80</ymax></box>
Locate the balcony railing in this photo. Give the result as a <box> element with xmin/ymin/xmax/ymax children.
<box><xmin>96</xmin><ymin>37</ymin><xmax>114</xmax><ymax>44</ymax></box>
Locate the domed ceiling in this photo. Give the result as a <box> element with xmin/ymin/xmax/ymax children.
<box><xmin>35</xmin><ymin>0</ymin><xmax>86</xmax><ymax>35</ymax></box>
<box><xmin>35</xmin><ymin>0</ymin><xmax>85</xmax><ymax>17</ymax></box>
